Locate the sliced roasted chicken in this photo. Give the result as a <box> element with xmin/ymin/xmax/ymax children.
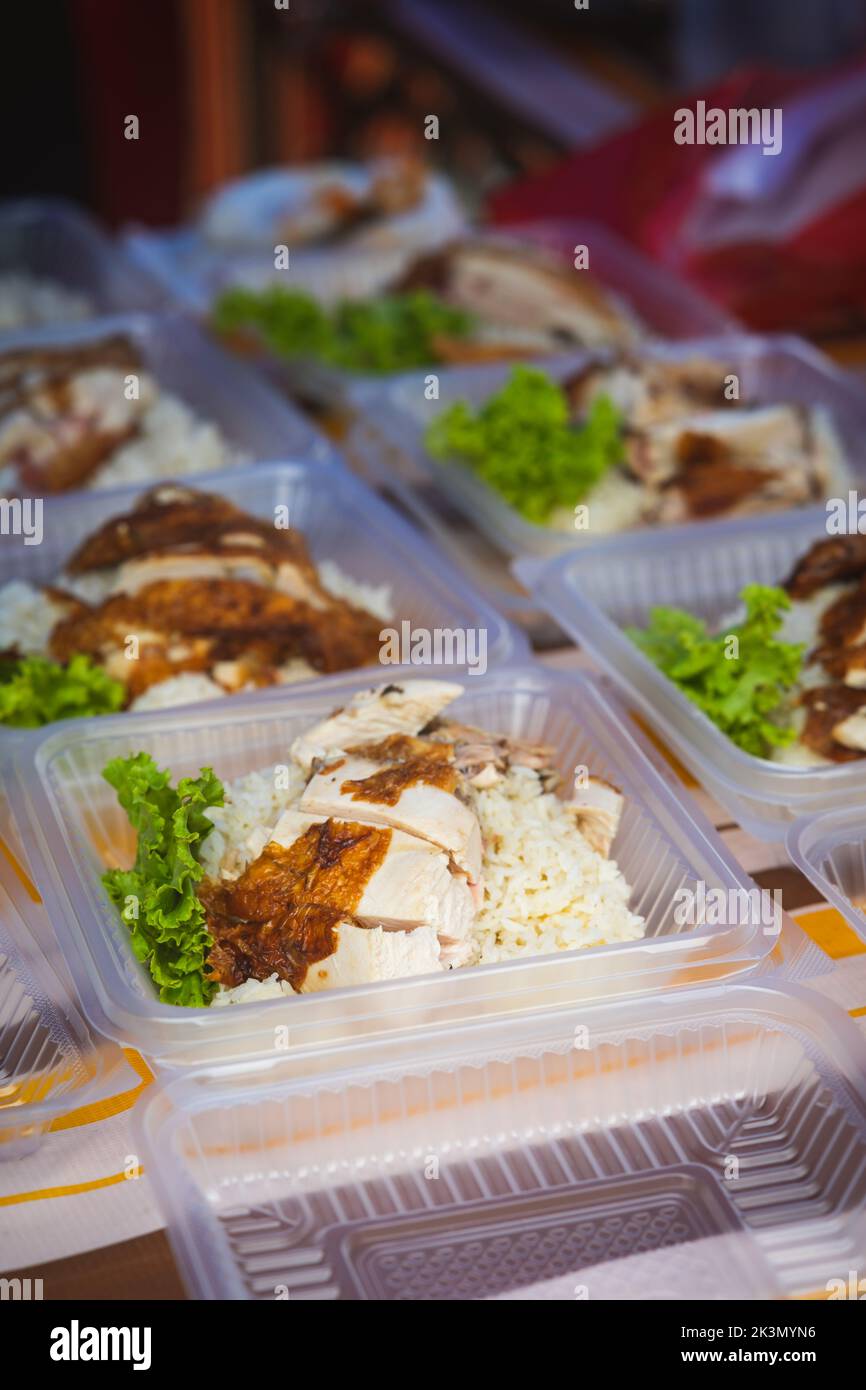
<box><xmin>566</xmin><ymin>777</ymin><xmax>624</xmax><ymax>857</ymax></box>
<box><xmin>301</xmin><ymin>738</ymin><xmax>482</xmax><ymax>880</ymax></box>
<box><xmin>393</xmin><ymin>240</ymin><xmax>641</xmax><ymax>350</ymax></box>
<box><xmin>785</xmin><ymin>535</ymin><xmax>866</xmax><ymax>601</ymax></box>
<box><xmin>799</xmin><ymin>685</ymin><xmax>866</xmax><ymax>761</ymax></box>
<box><xmin>429</xmin><ymin>719</ymin><xmax>558</xmax><ymax>790</ymax></box>
<box><xmin>66</xmin><ymin>483</ymin><xmax>328</xmax><ymax>607</ymax></box>
<box><xmin>201</xmin><ymin>822</ymin><xmax>450</xmax><ymax>992</ymax></box>
<box><xmin>290</xmin><ymin>679</ymin><xmax>464</xmax><ymax>774</ymax></box>
<box><xmin>0</xmin><ymin>337</ymin><xmax>153</xmax><ymax>491</ymax></box>
<box><xmin>267</xmin><ymin>809</ymin><xmax>475</xmax><ymax>943</ymax></box>
<box><xmin>565</xmin><ymin>355</ymin><xmax>740</xmax><ymax>428</ymax></box>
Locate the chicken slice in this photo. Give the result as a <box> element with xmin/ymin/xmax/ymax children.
<box><xmin>566</xmin><ymin>777</ymin><xmax>624</xmax><ymax>857</ymax></box>
<box><xmin>800</xmin><ymin>685</ymin><xmax>866</xmax><ymax>762</ymax></box>
<box><xmin>301</xmin><ymin>750</ymin><xmax>482</xmax><ymax>880</ymax></box>
<box><xmin>565</xmin><ymin>355</ymin><xmax>739</xmax><ymax>428</ymax></box>
<box><xmin>290</xmin><ymin>679</ymin><xmax>463</xmax><ymax>773</ymax></box>
<box><xmin>833</xmin><ymin>708</ymin><xmax>866</xmax><ymax>752</ymax></box>
<box><xmin>631</xmin><ymin>404</ymin><xmax>810</xmax><ymax>491</ymax></box>
<box><xmin>299</xmin><ymin>922</ymin><xmax>443</xmax><ymax>992</ymax></box>
<box><xmin>429</xmin><ymin>719</ymin><xmax>558</xmax><ymax>790</ymax></box>
<box><xmin>268</xmin><ymin>807</ymin><xmax>476</xmax><ymax>940</ymax></box>
<box><xmin>203</xmin><ymin>865</ymin><xmax>445</xmax><ymax>992</ymax></box>
<box><xmin>0</xmin><ymin>352</ymin><xmax>156</xmax><ymax>492</ymax></box>
<box><xmin>66</xmin><ymin>484</ymin><xmax>324</xmax><ymax>605</ymax></box>
<box><xmin>394</xmin><ymin>240</ymin><xmax>641</xmax><ymax>350</ymax></box>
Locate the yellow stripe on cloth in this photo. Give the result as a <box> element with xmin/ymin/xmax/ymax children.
<box><xmin>0</xmin><ymin>1168</ymin><xmax>142</xmax><ymax>1208</ymax></box>
<box><xmin>48</xmin><ymin>1050</ymin><xmax>154</xmax><ymax>1133</ymax></box>
<box><xmin>792</xmin><ymin>904</ymin><xmax>866</xmax><ymax>959</ymax></box>
<box><xmin>0</xmin><ymin>835</ymin><xmax>41</xmax><ymax>902</ymax></box>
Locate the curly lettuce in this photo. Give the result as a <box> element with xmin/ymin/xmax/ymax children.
<box><xmin>425</xmin><ymin>366</ymin><xmax>623</xmax><ymax>525</ymax></box>
<box><xmin>0</xmin><ymin>655</ymin><xmax>125</xmax><ymax>728</ymax></box>
<box><xmin>627</xmin><ymin>584</ymin><xmax>805</xmax><ymax>758</ymax></box>
<box><xmin>101</xmin><ymin>753</ymin><xmax>224</xmax><ymax>1007</ymax></box>
<box><xmin>213</xmin><ymin>285</ymin><xmax>474</xmax><ymax>372</ymax></box>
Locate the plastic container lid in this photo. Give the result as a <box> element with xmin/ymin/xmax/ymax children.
<box><xmin>0</xmin><ymin>893</ymin><xmax>121</xmax><ymax>1159</ymax></box>
<box><xmin>787</xmin><ymin>808</ymin><xmax>866</xmax><ymax>946</ymax></box>
<box><xmin>0</xmin><ymin>311</ymin><xmax>333</xmax><ymax>491</ymax></box>
<box><xmin>361</xmin><ymin>332</ymin><xmax>866</xmax><ymax>560</ymax></box>
<box><xmin>521</xmin><ymin>505</ymin><xmax>866</xmax><ymax>841</ymax></box>
<box><xmin>124</xmin><ymin>219</ymin><xmax>739</xmax><ymax>410</ymax></box>
<box><xmin>0</xmin><ymin>199</ymin><xmax>166</xmax><ymax>331</ymax></box>
<box><xmin>135</xmin><ymin>980</ymin><xmax>866</xmax><ymax>1300</ymax></box>
<box><xmin>2</xmin><ymin>664</ymin><xmax>809</xmax><ymax>1071</ymax></box>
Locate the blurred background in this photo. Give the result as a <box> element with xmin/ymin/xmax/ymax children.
<box><xmin>7</xmin><ymin>0</ymin><xmax>866</xmax><ymax>351</ymax></box>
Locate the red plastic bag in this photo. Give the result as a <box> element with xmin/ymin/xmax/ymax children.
<box><xmin>489</xmin><ymin>60</ymin><xmax>866</xmax><ymax>334</ymax></box>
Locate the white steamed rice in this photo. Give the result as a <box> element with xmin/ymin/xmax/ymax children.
<box><xmin>468</xmin><ymin>766</ymin><xmax>644</xmax><ymax>963</ymax></box>
<box><xmin>88</xmin><ymin>394</ymin><xmax>243</xmax><ymax>490</ymax></box>
<box><xmin>200</xmin><ymin>763</ymin><xmax>307</xmax><ymax>882</ymax></box>
<box><xmin>0</xmin><ymin>580</ymin><xmax>67</xmax><ymax>656</ymax></box>
<box><xmin>0</xmin><ymin>273</ymin><xmax>92</xmax><ymax>331</ymax></box>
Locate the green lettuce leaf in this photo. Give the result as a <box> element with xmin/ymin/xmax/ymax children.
<box><xmin>425</xmin><ymin>366</ymin><xmax>624</xmax><ymax>524</ymax></box>
<box><xmin>627</xmin><ymin>584</ymin><xmax>805</xmax><ymax>758</ymax></box>
<box><xmin>213</xmin><ymin>285</ymin><xmax>474</xmax><ymax>372</ymax></box>
<box><xmin>101</xmin><ymin>753</ymin><xmax>224</xmax><ymax>1007</ymax></box>
<box><xmin>0</xmin><ymin>655</ymin><xmax>125</xmax><ymax>728</ymax></box>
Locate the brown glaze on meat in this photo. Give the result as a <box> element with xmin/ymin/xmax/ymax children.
<box><xmin>204</xmin><ymin>898</ymin><xmax>347</xmax><ymax>991</ymax></box>
<box><xmin>43</xmin><ymin>485</ymin><xmax>386</xmax><ymax>700</ymax></box>
<box><xmin>675</xmin><ymin>459</ymin><xmax>778</xmax><ymax>518</ymax></box>
<box><xmin>49</xmin><ymin>573</ymin><xmax>383</xmax><ymax>698</ymax></box>
<box><xmin>341</xmin><ymin>743</ymin><xmax>458</xmax><ymax>805</ymax></box>
<box><xmin>201</xmin><ymin>819</ymin><xmax>393</xmax><ymax>988</ymax></box>
<box><xmin>20</xmin><ymin>425</ymin><xmax>142</xmax><ymax>494</ymax></box>
<box><xmin>785</xmin><ymin>535</ymin><xmax>866</xmax><ymax>600</ymax></box>
<box><xmin>0</xmin><ymin>337</ymin><xmax>142</xmax><ymax>413</ymax></box>
<box><xmin>67</xmin><ymin>485</ymin><xmax>314</xmax><ymax>576</ymax></box>
<box><xmin>818</xmin><ymin>646</ymin><xmax>866</xmax><ymax>684</ymax></box>
<box><xmin>800</xmin><ymin>685</ymin><xmax>866</xmax><ymax>762</ymax></box>
<box><xmin>121</xmin><ymin>576</ymin><xmax>381</xmax><ymax>673</ymax></box>
<box><xmin>347</xmin><ymin>733</ymin><xmax>453</xmax><ymax>764</ymax></box>
<box><xmin>0</xmin><ymin>337</ymin><xmax>146</xmax><ymax>491</ymax></box>
<box><xmin>814</xmin><ymin>581</ymin><xmax>866</xmax><ymax>655</ymax></box>
<box><xmin>226</xmin><ymin>821</ymin><xmax>392</xmax><ymax>919</ymax></box>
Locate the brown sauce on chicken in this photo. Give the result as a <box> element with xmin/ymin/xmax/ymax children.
<box><xmin>347</xmin><ymin>733</ymin><xmax>453</xmax><ymax>764</ymax></box>
<box><xmin>204</xmin><ymin>900</ymin><xmax>347</xmax><ymax>992</ymax></box>
<box><xmin>800</xmin><ymin>685</ymin><xmax>866</xmax><ymax>762</ymax></box>
<box><xmin>67</xmin><ymin>486</ymin><xmax>314</xmax><ymax>575</ymax></box>
<box><xmin>785</xmin><ymin>535</ymin><xmax>866</xmax><ymax>600</ymax></box>
<box><xmin>202</xmin><ymin>819</ymin><xmax>392</xmax><ymax>989</ymax></box>
<box><xmin>340</xmin><ymin>736</ymin><xmax>458</xmax><ymax>805</ymax></box>
<box><xmin>817</xmin><ymin>581</ymin><xmax>866</xmax><ymax>656</ymax></box>
<box><xmin>0</xmin><ymin>337</ymin><xmax>142</xmax><ymax>413</ymax></box>
<box><xmin>674</xmin><ymin>453</ymin><xmax>776</xmax><ymax>519</ymax></box>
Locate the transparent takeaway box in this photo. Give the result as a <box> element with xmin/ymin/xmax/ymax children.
<box><xmin>135</xmin><ymin>980</ymin><xmax>866</xmax><ymax>1300</ymax></box>
<box><xmin>2</xmin><ymin>666</ymin><xmax>820</xmax><ymax>1073</ymax></box>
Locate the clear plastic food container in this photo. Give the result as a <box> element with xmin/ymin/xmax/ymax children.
<box><xmin>0</xmin><ymin>457</ymin><xmax>521</xmax><ymax>751</ymax></box>
<box><xmin>0</xmin><ymin>311</ymin><xmax>332</xmax><ymax>486</ymax></box>
<box><xmin>787</xmin><ymin>808</ymin><xmax>866</xmax><ymax>945</ymax></box>
<box><xmin>124</xmin><ymin>219</ymin><xmax>739</xmax><ymax>410</ymax></box>
<box><xmin>136</xmin><ymin>980</ymin><xmax>866</xmax><ymax>1300</ymax></box>
<box><xmin>2</xmin><ymin>665</ymin><xmax>811</xmax><ymax>1072</ymax></box>
<box><xmin>522</xmin><ymin>508</ymin><xmax>866</xmax><ymax>841</ymax></box>
<box><xmin>360</xmin><ymin>332</ymin><xmax>866</xmax><ymax>560</ymax></box>
<box><xmin>0</xmin><ymin>893</ymin><xmax>120</xmax><ymax>1159</ymax></box>
<box><xmin>0</xmin><ymin>199</ymin><xmax>165</xmax><ymax>329</ymax></box>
